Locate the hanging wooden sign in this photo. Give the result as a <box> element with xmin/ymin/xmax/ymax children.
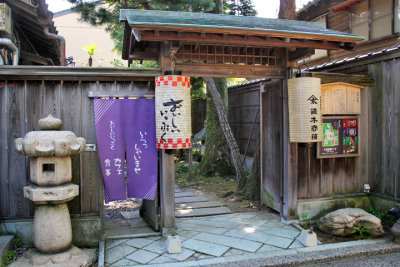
<box><xmin>155</xmin><ymin>74</ymin><xmax>192</xmax><ymax>149</ymax></box>
<box><xmin>321</xmin><ymin>82</ymin><xmax>362</xmax><ymax>115</ymax></box>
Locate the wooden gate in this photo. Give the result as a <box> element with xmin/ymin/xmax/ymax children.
<box><xmin>261</xmin><ymin>79</ymin><xmax>284</xmax><ymax>212</ymax></box>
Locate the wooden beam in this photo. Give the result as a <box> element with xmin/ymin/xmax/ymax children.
<box><xmin>0</xmin><ymin>66</ymin><xmax>161</xmax><ymax>81</ymax></box>
<box><xmin>133</xmin><ymin>25</ymin><xmax>363</xmax><ymax>43</ymax></box>
<box><xmin>139</xmin><ymin>31</ymin><xmax>342</xmax><ymax>50</ymax></box>
<box><xmin>311</xmin><ymin>72</ymin><xmax>374</xmax><ymax>87</ymax></box>
<box><xmin>176</xmin><ymin>63</ymin><xmax>284</xmax><ymax>78</ymax></box>
<box><xmin>289</xmin><ymin>48</ymin><xmax>315</xmax><ymax>62</ymax></box>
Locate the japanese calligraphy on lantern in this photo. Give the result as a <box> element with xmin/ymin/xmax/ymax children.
<box><xmin>288</xmin><ymin>76</ymin><xmax>323</xmax><ymax>142</ymax></box>
<box><xmin>155</xmin><ymin>75</ymin><xmax>192</xmax><ymax>149</ymax></box>
<box><xmin>317</xmin><ymin>117</ymin><xmax>359</xmax><ymax>158</ymax></box>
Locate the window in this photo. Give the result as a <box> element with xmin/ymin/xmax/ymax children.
<box><xmin>351</xmin><ymin>0</ymin><xmax>369</xmax><ymax>39</ymax></box>
<box><xmin>395</xmin><ymin>0</ymin><xmax>400</xmax><ymax>33</ymax></box>
<box><xmin>371</xmin><ymin>0</ymin><xmax>392</xmax><ymax>39</ymax></box>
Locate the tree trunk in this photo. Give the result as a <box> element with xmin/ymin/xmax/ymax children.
<box><xmin>243</xmin><ymin>134</ymin><xmax>260</xmax><ymax>200</ymax></box>
<box><xmin>199</xmin><ymin>78</ymin><xmax>232</xmax><ymax>176</ymax></box>
<box><xmin>203</xmin><ymin>77</ymin><xmax>247</xmax><ymax>188</ymax></box>
<box><xmin>278</xmin><ymin>0</ymin><xmax>296</xmax><ymax>20</ymax></box>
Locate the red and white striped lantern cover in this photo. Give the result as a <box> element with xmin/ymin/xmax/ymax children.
<box><xmin>155</xmin><ymin>75</ymin><xmax>192</xmax><ymax>149</ymax></box>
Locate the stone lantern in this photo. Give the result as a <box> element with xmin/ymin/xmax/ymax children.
<box><xmin>15</xmin><ymin>115</ymin><xmax>90</xmax><ymax>265</ymax></box>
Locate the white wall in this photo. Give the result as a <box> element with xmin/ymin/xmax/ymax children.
<box><xmin>53</xmin><ymin>7</ymin><xmax>126</xmax><ymax>67</ymax></box>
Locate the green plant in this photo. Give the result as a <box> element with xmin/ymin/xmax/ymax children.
<box><xmin>87</xmin><ymin>242</ymin><xmax>98</xmax><ymax>249</ymax></box>
<box><xmin>83</xmin><ymin>43</ymin><xmax>100</xmax><ymax>57</ymax></box>
<box><xmin>353</xmin><ymin>225</ymin><xmax>371</xmax><ymax>239</ymax></box>
<box><xmin>366</xmin><ymin>207</ymin><xmax>387</xmax><ymax>220</ymax></box>
<box><xmin>14</xmin><ymin>237</ymin><xmax>23</xmax><ymax>248</ymax></box>
<box><xmin>110</xmin><ymin>59</ymin><xmax>125</xmax><ymax>67</ymax></box>
<box><xmin>2</xmin><ymin>251</ymin><xmax>15</xmax><ymax>267</ymax></box>
<box><xmin>300</xmin><ymin>213</ymin><xmax>309</xmax><ymax>229</ymax></box>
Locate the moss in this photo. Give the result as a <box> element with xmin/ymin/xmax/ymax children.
<box><xmin>262</xmin><ymin>188</ymin><xmax>275</xmax><ymax>208</ymax></box>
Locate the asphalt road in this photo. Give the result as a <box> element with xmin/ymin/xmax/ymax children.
<box><xmin>300</xmin><ymin>252</ymin><xmax>400</xmax><ymax>266</ymax></box>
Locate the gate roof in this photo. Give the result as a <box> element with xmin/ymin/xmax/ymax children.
<box><xmin>120</xmin><ymin>9</ymin><xmax>363</xmax><ymax>77</ymax></box>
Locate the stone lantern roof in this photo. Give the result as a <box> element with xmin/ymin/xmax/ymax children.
<box><xmin>15</xmin><ymin>114</ymin><xmax>86</xmax><ymax>157</ymax></box>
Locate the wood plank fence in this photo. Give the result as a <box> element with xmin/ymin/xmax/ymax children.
<box><xmin>228</xmin><ymin>81</ymin><xmax>261</xmax><ymax>157</ymax></box>
<box><xmin>0</xmin><ymin>66</ymin><xmax>160</xmax><ymax>220</ymax></box>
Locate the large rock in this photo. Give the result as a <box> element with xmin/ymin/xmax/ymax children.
<box><xmin>318</xmin><ymin>208</ymin><xmax>384</xmax><ymax>237</ymax></box>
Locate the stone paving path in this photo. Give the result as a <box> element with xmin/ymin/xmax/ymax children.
<box><xmin>175</xmin><ymin>187</ymin><xmax>232</xmax><ymax>218</ymax></box>
<box><xmin>104</xmin><ymin>210</ymin><xmax>303</xmax><ymax>266</ymax></box>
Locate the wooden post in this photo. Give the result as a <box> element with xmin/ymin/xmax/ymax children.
<box><xmin>158</xmin><ymin>42</ymin><xmax>177</xmax><ymax>232</ymax></box>
<box><xmin>282</xmin><ymin>49</ymin><xmax>298</xmax><ymax>222</ymax></box>
<box><xmin>188</xmin><ymin>149</ymin><xmax>193</xmax><ymax>182</ymax></box>
<box><xmin>160</xmin><ymin>150</ymin><xmax>176</xmax><ymax>233</ymax></box>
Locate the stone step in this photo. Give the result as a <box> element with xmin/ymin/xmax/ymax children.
<box><xmin>175</xmin><ymin>192</ymin><xmax>196</xmax><ymax>198</ymax></box>
<box><xmin>175</xmin><ymin>207</ymin><xmax>232</xmax><ymax>217</ymax></box>
<box><xmin>0</xmin><ymin>235</ymin><xmax>14</xmax><ymax>266</ymax></box>
<box><xmin>175</xmin><ymin>201</ymin><xmax>225</xmax><ymax>210</ymax></box>
<box><xmin>175</xmin><ymin>196</ymin><xmax>208</xmax><ymax>204</ymax></box>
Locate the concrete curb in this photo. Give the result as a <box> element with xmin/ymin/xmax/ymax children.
<box><xmin>0</xmin><ymin>235</ymin><xmax>14</xmax><ymax>266</ymax></box>
<box><xmin>138</xmin><ymin>238</ymin><xmax>400</xmax><ymax>267</ymax></box>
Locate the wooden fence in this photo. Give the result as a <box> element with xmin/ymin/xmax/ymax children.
<box><xmin>228</xmin><ymin>81</ymin><xmax>261</xmax><ymax>157</ymax></box>
<box><xmin>0</xmin><ymin>66</ymin><xmax>160</xmax><ymax>220</ymax></box>
<box><xmin>192</xmin><ymin>99</ymin><xmax>206</xmax><ymax>136</ymax></box>
<box><xmin>369</xmin><ymin>59</ymin><xmax>400</xmax><ymax>200</ymax></box>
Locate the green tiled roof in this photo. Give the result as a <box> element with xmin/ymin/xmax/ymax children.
<box><xmin>120</xmin><ymin>9</ymin><xmax>363</xmax><ymax>42</ymax></box>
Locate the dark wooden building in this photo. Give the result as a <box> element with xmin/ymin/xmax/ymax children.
<box><xmin>0</xmin><ymin>0</ymin><xmax>62</xmax><ymax>65</ymax></box>
<box><xmin>291</xmin><ymin>0</ymin><xmax>400</xmax><ymax>219</ymax></box>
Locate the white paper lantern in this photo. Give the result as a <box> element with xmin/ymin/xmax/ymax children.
<box><xmin>155</xmin><ymin>74</ymin><xmax>192</xmax><ymax>149</ymax></box>
<box><xmin>288</xmin><ymin>75</ymin><xmax>322</xmax><ymax>143</ymax></box>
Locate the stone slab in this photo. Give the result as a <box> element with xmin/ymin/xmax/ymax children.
<box><xmin>176</xmin><ymin>201</ymin><xmax>225</xmax><ymax>210</ymax></box>
<box><xmin>105</xmin><ymin>244</ymin><xmax>137</xmax><ymax>265</ymax></box>
<box><xmin>126</xmin><ymin>218</ymin><xmax>149</xmax><ymax>228</ymax></box>
<box><xmin>182</xmin><ymin>238</ymin><xmax>230</xmax><ymax>257</ymax></box>
<box><xmin>192</xmin><ymin>232</ymin><xmax>262</xmax><ymax>252</ymax></box>
<box><xmin>109</xmin><ymin>258</ymin><xmax>137</xmax><ymax>266</ymax></box>
<box><xmin>149</xmin><ymin>255</ymin><xmax>175</xmax><ymax>264</ymax></box>
<box><xmin>176</xmin><ymin>207</ymin><xmax>232</xmax><ymax>217</ymax></box>
<box><xmin>120</xmin><ymin>210</ymin><xmax>141</xmax><ymax>220</ymax></box>
<box><xmin>164</xmin><ymin>248</ymin><xmax>195</xmax><ymax>261</ymax></box>
<box><xmin>175</xmin><ymin>196</ymin><xmax>209</xmax><ymax>203</ymax></box>
<box><xmin>126</xmin><ymin>238</ymin><xmax>154</xmax><ymax>249</ymax></box>
<box><xmin>105</xmin><ymin>239</ymin><xmax>128</xmax><ymax>250</ymax></box>
<box><xmin>257</xmin><ymin>244</ymin><xmax>285</xmax><ymax>253</ymax></box>
<box><xmin>175</xmin><ymin>192</ymin><xmax>196</xmax><ymax>198</ymax></box>
<box><xmin>143</xmin><ymin>241</ymin><xmax>167</xmax><ymax>254</ymax></box>
<box><xmin>224</xmin><ymin>228</ymin><xmax>294</xmax><ymax>248</ymax></box>
<box><xmin>178</xmin><ymin>218</ymin><xmax>239</xmax><ymax>229</ymax></box>
<box><xmin>256</xmin><ymin>226</ymin><xmax>300</xmax><ymax>239</ymax></box>
<box><xmin>176</xmin><ymin>222</ymin><xmax>230</xmax><ymax>234</ymax></box>
<box><xmin>126</xmin><ymin>249</ymin><xmax>159</xmax><ymax>264</ymax></box>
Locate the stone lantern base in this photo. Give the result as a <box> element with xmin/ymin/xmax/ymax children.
<box><xmin>10</xmin><ymin>246</ymin><xmax>93</xmax><ymax>267</ymax></box>
<box><xmin>34</xmin><ymin>204</ymin><xmax>72</xmax><ymax>253</ymax></box>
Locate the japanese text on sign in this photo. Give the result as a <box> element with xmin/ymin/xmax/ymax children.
<box><xmin>308</xmin><ymin>95</ymin><xmax>320</xmax><ymax>140</ymax></box>
<box><xmin>133</xmin><ymin>131</ymin><xmax>149</xmax><ymax>174</ymax></box>
<box><xmin>160</xmin><ymin>98</ymin><xmax>183</xmax><ymax>142</ymax></box>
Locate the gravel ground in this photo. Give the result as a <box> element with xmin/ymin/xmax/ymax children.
<box><xmin>104</xmin><ymin>198</ymin><xmax>142</xmax><ymax>219</ymax></box>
